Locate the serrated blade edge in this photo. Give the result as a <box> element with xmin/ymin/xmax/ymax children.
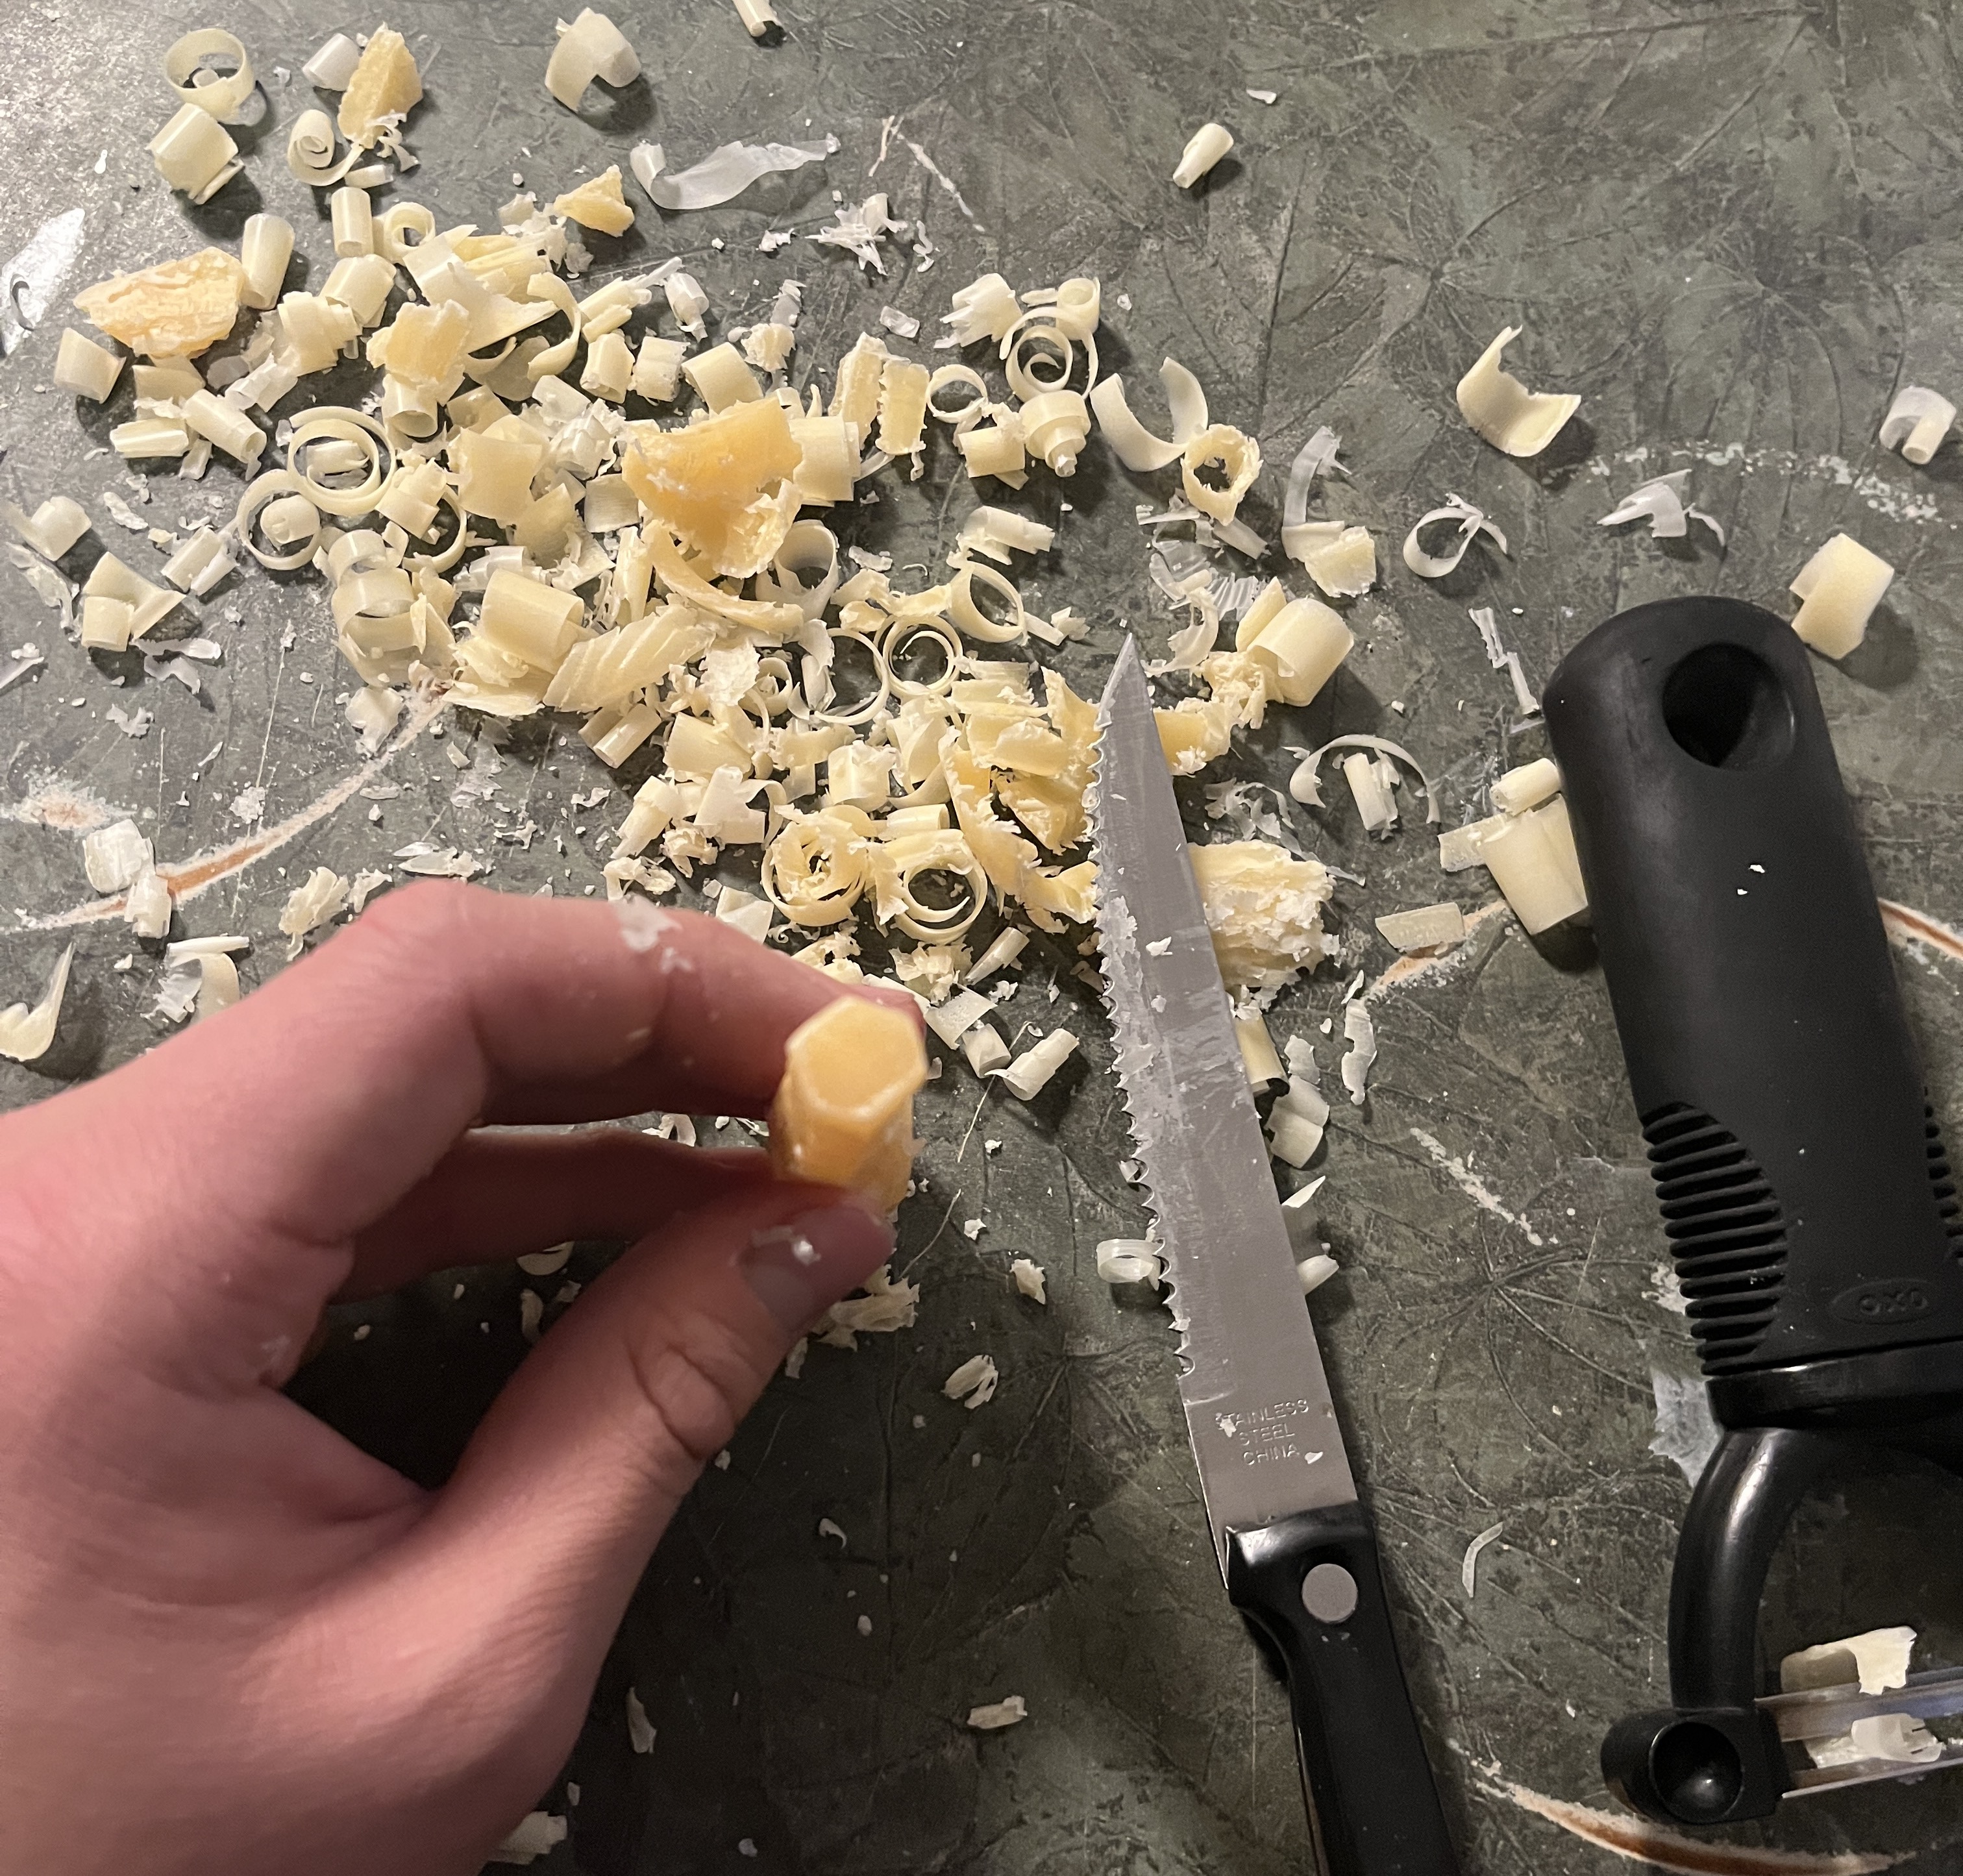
<box><xmin>1092</xmin><ymin>637</ymin><xmax>1357</xmax><ymax>1574</ymax></box>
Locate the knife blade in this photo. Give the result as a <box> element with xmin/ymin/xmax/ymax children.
<box><xmin>1093</xmin><ymin>636</ymin><xmax>1459</xmax><ymax>1876</ymax></box>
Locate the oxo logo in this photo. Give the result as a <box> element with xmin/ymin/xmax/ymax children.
<box><xmin>1829</xmin><ymin>1280</ymin><xmax>1933</xmax><ymax>1327</ymax></box>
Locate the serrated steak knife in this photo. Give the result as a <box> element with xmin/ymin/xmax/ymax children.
<box><xmin>1092</xmin><ymin>637</ymin><xmax>1459</xmax><ymax>1876</ymax></box>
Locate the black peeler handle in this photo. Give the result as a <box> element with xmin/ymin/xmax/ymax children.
<box><xmin>1229</xmin><ymin>1505</ymin><xmax>1460</xmax><ymax>1876</ymax></box>
<box><xmin>1544</xmin><ymin>597</ymin><xmax>1963</xmax><ymax>1402</ymax></box>
<box><xmin>1544</xmin><ymin>599</ymin><xmax>1963</xmax><ymax>1826</ymax></box>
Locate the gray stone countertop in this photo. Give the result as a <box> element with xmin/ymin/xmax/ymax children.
<box><xmin>4</xmin><ymin>3</ymin><xmax>1963</xmax><ymax>1871</ymax></box>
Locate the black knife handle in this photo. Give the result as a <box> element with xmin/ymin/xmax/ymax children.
<box><xmin>1228</xmin><ymin>1505</ymin><xmax>1460</xmax><ymax>1876</ymax></box>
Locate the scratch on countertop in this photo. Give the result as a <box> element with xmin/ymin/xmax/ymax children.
<box><xmin>1</xmin><ymin>773</ymin><xmax>127</xmax><ymax>832</ymax></box>
<box><xmin>902</xmin><ymin>138</ymin><xmax>985</xmax><ymax>232</ymax></box>
<box><xmin>19</xmin><ymin>690</ymin><xmax>445</xmax><ymax>930</ymax></box>
<box><xmin>1410</xmin><ymin>1125</ymin><xmax>1546</xmax><ymax>1246</ymax></box>
<box><xmin>1881</xmin><ymin>900</ymin><xmax>1963</xmax><ymax>966</ymax></box>
<box><xmin>1485</xmin><ymin>1777</ymin><xmax>1905</xmax><ymax>1875</ymax></box>
<box><xmin>1367</xmin><ymin>898</ymin><xmax>1511</xmax><ymax>1000</ymax></box>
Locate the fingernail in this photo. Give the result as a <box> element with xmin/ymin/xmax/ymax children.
<box><xmin>741</xmin><ymin>1205</ymin><xmax>894</xmax><ymax>1334</ymax></box>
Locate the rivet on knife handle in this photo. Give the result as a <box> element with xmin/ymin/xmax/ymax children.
<box><xmin>1231</xmin><ymin>1507</ymin><xmax>1460</xmax><ymax>1876</ymax></box>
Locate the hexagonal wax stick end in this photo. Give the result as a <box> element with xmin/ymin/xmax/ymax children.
<box><xmin>769</xmin><ymin>997</ymin><xmax>928</xmax><ymax>1213</ymax></box>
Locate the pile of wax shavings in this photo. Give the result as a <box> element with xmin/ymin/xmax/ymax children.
<box><xmin>45</xmin><ymin>15</ymin><xmax>1930</xmax><ymax>1246</ymax></box>
<box><xmin>27</xmin><ymin>19</ymin><xmax>1366</xmax><ymax>1058</ymax></box>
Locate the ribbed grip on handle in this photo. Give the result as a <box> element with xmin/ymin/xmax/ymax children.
<box><xmin>1228</xmin><ymin>1505</ymin><xmax>1460</xmax><ymax>1876</ymax></box>
<box><xmin>1542</xmin><ymin>599</ymin><xmax>1963</xmax><ymax>1409</ymax></box>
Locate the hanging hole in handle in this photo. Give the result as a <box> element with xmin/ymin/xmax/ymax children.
<box><xmin>1661</xmin><ymin>643</ymin><xmax>1794</xmax><ymax>771</ymax></box>
<box><xmin>1649</xmin><ymin>1719</ymin><xmax>1744</xmax><ymax>1823</ymax></box>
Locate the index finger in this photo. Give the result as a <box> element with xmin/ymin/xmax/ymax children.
<box><xmin>8</xmin><ymin>883</ymin><xmax>912</xmax><ymax>1265</ymax></box>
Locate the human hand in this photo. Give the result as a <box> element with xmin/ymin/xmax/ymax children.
<box><xmin>0</xmin><ymin>883</ymin><xmax>909</xmax><ymax>1874</ymax></box>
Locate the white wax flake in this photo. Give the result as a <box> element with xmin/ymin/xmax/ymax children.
<box><xmin>1289</xmin><ymin>734</ymin><xmax>1441</xmax><ymax>822</ymax></box>
<box><xmin>1402</xmin><ymin>494</ymin><xmax>1507</xmax><ymax>579</ymax></box>
<box><xmin>811</xmin><ymin>1264</ymin><xmax>920</xmax><ymax>1348</ymax></box>
<box><xmin>632</xmin><ymin>135</ymin><xmax>837</xmax><ymax>210</ymax></box>
<box><xmin>1879</xmin><ymin>384</ymin><xmax>1955</xmax><ymax>466</ymax></box>
<box><xmin>101</xmin><ymin>489</ymin><xmax>147</xmax><ymax>533</ymax></box>
<box><xmin>713</xmin><ymin>1449</ymin><xmax>732</xmax><ymax>1470</ymax></box>
<box><xmin>808</xmin><ymin>192</ymin><xmax>906</xmax><ymax>273</ymax></box>
<box><xmin>278</xmin><ymin>866</ymin><xmax>351</xmax><ymax>956</ymax></box>
<box><xmin>0</xmin><ymin>945</ymin><xmax>73</xmax><ymax>1063</ymax></box>
<box><xmin>1649</xmin><ymin>1368</ymin><xmax>1721</xmax><ymax>1486</ymax></box>
<box><xmin>1283</xmin><ymin>1169</ymin><xmax>1325</xmax><ymax>1210</ymax></box>
<box><xmin>1810</xmin><ymin>1714</ymin><xmax>1942</xmax><ymax>1767</ymax></box>
<box><xmin>626</xmin><ymin>1687</ymin><xmax>656</xmax><ymax>1755</ymax></box>
<box><xmin>817</xmin><ymin>1517</ymin><xmax>847</xmax><ymax>1547</ymax></box>
<box><xmin>1783</xmin><ymin>1627</ymin><xmax>1918</xmax><ymax>1697</ymax></box>
<box><xmin>1339</xmin><ymin>998</ymin><xmax>1376</xmax><ymax>1105</ymax></box>
<box><xmin>5</xmin><ymin>546</ymin><xmax>73</xmax><ymax>618</ymax></box>
<box><xmin>1375</xmin><ymin>902</ymin><xmax>1464</xmax><ymax>954</ymax></box>
<box><xmin>966</xmin><ymin>1694</ymin><xmax>1028</xmax><ymax>1731</ymax></box>
<box><xmin>488</xmin><ymin>1812</ymin><xmax>567</xmax><ymax>1866</ymax></box>
<box><xmin>82</xmin><ymin>818</ymin><xmax>152</xmax><ymax>893</ymax></box>
<box><xmin>1646</xmin><ymin>1261</ymin><xmax>1688</xmax><ymax>1314</ymax></box>
<box><xmin>228</xmin><ymin>783</ymin><xmax>267</xmax><ymax>825</ymax></box>
<box><xmin>1096</xmin><ymin>1239</ymin><xmax>1160</xmax><ymax>1287</ymax></box>
<box><xmin>1461</xmin><ymin>1521</ymin><xmax>1504</xmax><ymax>1596</ymax></box>
<box><xmin>1296</xmin><ymin>1252</ymin><xmax>1339</xmax><ymax>1295</ymax></box>
<box><xmin>943</xmin><ymin>1353</ymin><xmax>999</xmax><ymax>1409</ymax></box>
<box><xmin>146</xmin><ymin>655</ymin><xmax>203</xmax><ymax>695</ymax></box>
<box><xmin>1204</xmin><ymin>778</ymin><xmax>1285</xmax><ymax>842</ymax></box>
<box><xmin>1266</xmin><ymin>1060</ymin><xmax>1329</xmax><ymax>1168</ymax></box>
<box><xmin>878</xmin><ymin>304</ymin><xmax>920</xmax><ymax>339</ymax></box>
<box><xmin>961</xmin><ymin>1217</ymin><xmax>985</xmax><ymax>1240</ymax></box>
<box><xmin>1466</xmin><ymin>607</ymin><xmax>1538</xmax><ymax>716</ymax></box>
<box><xmin>1010</xmin><ymin>1258</ymin><xmax>1046</xmax><ymax>1303</ymax></box>
<box><xmin>856</xmin><ymin>1614</ymin><xmax>873</xmax><ymax>1636</ymax></box>
<box><xmin>1596</xmin><ymin>469</ymin><xmax>1725</xmax><ymax>545</ymax></box>
<box><xmin>996</xmin><ymin>1028</ymin><xmax>1078</xmax><ymax>1099</ymax></box>
<box><xmin>399</xmin><ymin>848</ymin><xmax>482</xmax><ymax>879</ymax></box>
<box><xmin>1246</xmin><ymin>87</ymin><xmax>1278</xmax><ymax>103</ymax></box>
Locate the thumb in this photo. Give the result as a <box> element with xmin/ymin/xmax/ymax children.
<box><xmin>367</xmin><ymin>1175</ymin><xmax>892</xmax><ymax>1749</ymax></box>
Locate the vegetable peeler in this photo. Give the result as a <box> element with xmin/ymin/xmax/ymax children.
<box><xmin>1543</xmin><ymin>597</ymin><xmax>1963</xmax><ymax>1828</ymax></box>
